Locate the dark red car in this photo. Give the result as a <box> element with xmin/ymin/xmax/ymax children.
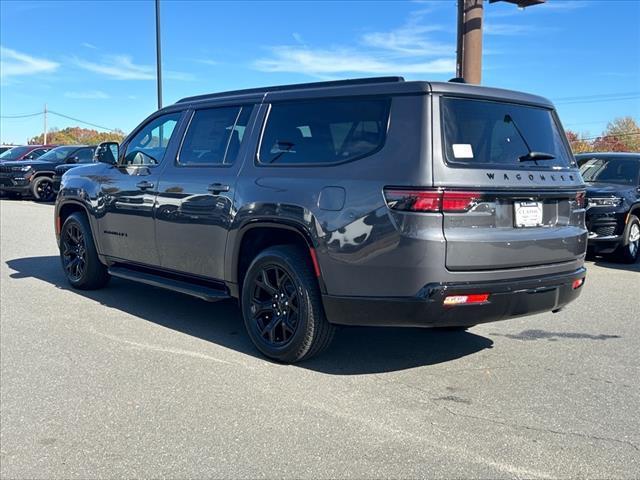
<box><xmin>0</xmin><ymin>145</ymin><xmax>57</xmax><ymax>162</ymax></box>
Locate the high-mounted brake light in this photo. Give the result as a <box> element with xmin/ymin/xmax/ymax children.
<box><xmin>443</xmin><ymin>293</ymin><xmax>490</xmax><ymax>306</ymax></box>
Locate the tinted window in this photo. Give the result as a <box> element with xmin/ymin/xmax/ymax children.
<box><xmin>0</xmin><ymin>146</ymin><xmax>31</xmax><ymax>159</ymax></box>
<box><xmin>76</xmin><ymin>147</ymin><xmax>95</xmax><ymax>163</ymax></box>
<box><xmin>38</xmin><ymin>146</ymin><xmax>78</xmax><ymax>162</ymax></box>
<box><xmin>580</xmin><ymin>157</ymin><xmax>640</xmax><ymax>185</ymax></box>
<box><xmin>259</xmin><ymin>98</ymin><xmax>390</xmax><ymax>165</ymax></box>
<box><xmin>124</xmin><ymin>112</ymin><xmax>181</xmax><ymax>166</ymax></box>
<box><xmin>178</xmin><ymin>106</ymin><xmax>252</xmax><ymax>166</ymax></box>
<box><xmin>442</xmin><ymin>97</ymin><xmax>574</xmax><ymax>168</ymax></box>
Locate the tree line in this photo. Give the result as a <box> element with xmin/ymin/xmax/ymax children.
<box><xmin>28</xmin><ymin>127</ymin><xmax>126</xmax><ymax>145</ymax></box>
<box><xmin>566</xmin><ymin>117</ymin><xmax>640</xmax><ymax>153</ymax></box>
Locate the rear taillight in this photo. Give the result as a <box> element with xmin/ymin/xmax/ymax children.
<box><xmin>384</xmin><ymin>188</ymin><xmax>482</xmax><ymax>213</ymax></box>
<box><xmin>575</xmin><ymin>191</ymin><xmax>586</xmax><ymax>209</ymax></box>
<box><xmin>443</xmin><ymin>293</ymin><xmax>490</xmax><ymax>306</ymax></box>
<box><xmin>383</xmin><ymin>189</ymin><xmax>441</xmax><ymax>212</ymax></box>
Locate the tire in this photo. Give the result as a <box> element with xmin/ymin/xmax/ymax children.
<box><xmin>59</xmin><ymin>212</ymin><xmax>110</xmax><ymax>290</ymax></box>
<box><xmin>241</xmin><ymin>245</ymin><xmax>335</xmax><ymax>363</ymax></box>
<box><xmin>615</xmin><ymin>215</ymin><xmax>640</xmax><ymax>264</ymax></box>
<box><xmin>31</xmin><ymin>176</ymin><xmax>56</xmax><ymax>202</ymax></box>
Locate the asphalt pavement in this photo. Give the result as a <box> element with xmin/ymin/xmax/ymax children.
<box><xmin>1</xmin><ymin>199</ymin><xmax>639</xmax><ymax>479</ymax></box>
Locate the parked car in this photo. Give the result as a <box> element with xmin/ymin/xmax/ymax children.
<box><xmin>55</xmin><ymin>77</ymin><xmax>587</xmax><ymax>362</ymax></box>
<box><xmin>0</xmin><ymin>145</ymin><xmax>20</xmax><ymax>155</ymax></box>
<box><xmin>0</xmin><ymin>145</ymin><xmax>56</xmax><ymax>162</ymax></box>
<box><xmin>576</xmin><ymin>152</ymin><xmax>640</xmax><ymax>263</ymax></box>
<box><xmin>52</xmin><ymin>153</ymin><xmax>98</xmax><ymax>193</ymax></box>
<box><xmin>0</xmin><ymin>145</ymin><xmax>95</xmax><ymax>201</ymax></box>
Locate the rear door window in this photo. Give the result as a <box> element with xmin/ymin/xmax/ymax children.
<box><xmin>258</xmin><ymin>97</ymin><xmax>390</xmax><ymax>165</ymax></box>
<box><xmin>441</xmin><ymin>97</ymin><xmax>574</xmax><ymax>169</ymax></box>
<box><xmin>178</xmin><ymin>105</ymin><xmax>252</xmax><ymax>166</ymax></box>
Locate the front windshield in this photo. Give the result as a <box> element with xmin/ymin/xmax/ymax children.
<box><xmin>0</xmin><ymin>146</ymin><xmax>31</xmax><ymax>160</ymax></box>
<box><xmin>579</xmin><ymin>157</ymin><xmax>640</xmax><ymax>185</ymax></box>
<box><xmin>37</xmin><ymin>146</ymin><xmax>77</xmax><ymax>162</ymax></box>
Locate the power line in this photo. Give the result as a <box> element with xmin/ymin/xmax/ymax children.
<box><xmin>0</xmin><ymin>111</ymin><xmax>43</xmax><ymax>119</ymax></box>
<box><xmin>554</xmin><ymin>91</ymin><xmax>640</xmax><ymax>101</ymax></box>
<box><xmin>569</xmin><ymin>132</ymin><xmax>640</xmax><ymax>142</ymax></box>
<box><xmin>48</xmin><ymin>110</ymin><xmax>117</xmax><ymax>132</ymax></box>
<box><xmin>1</xmin><ymin>108</ymin><xmax>117</xmax><ymax>132</ymax></box>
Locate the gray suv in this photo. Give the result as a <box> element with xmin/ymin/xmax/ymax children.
<box><xmin>55</xmin><ymin>77</ymin><xmax>587</xmax><ymax>362</ymax></box>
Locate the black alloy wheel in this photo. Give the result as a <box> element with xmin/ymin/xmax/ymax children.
<box><xmin>241</xmin><ymin>245</ymin><xmax>335</xmax><ymax>363</ymax></box>
<box><xmin>32</xmin><ymin>177</ymin><xmax>55</xmax><ymax>202</ymax></box>
<box><xmin>61</xmin><ymin>222</ymin><xmax>87</xmax><ymax>282</ymax></box>
<box><xmin>250</xmin><ymin>264</ymin><xmax>300</xmax><ymax>346</ymax></box>
<box><xmin>59</xmin><ymin>212</ymin><xmax>110</xmax><ymax>290</ymax></box>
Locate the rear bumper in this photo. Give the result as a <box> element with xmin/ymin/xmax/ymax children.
<box><xmin>323</xmin><ymin>267</ymin><xmax>586</xmax><ymax>327</ymax></box>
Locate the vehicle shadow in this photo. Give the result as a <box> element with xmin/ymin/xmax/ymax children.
<box><xmin>587</xmin><ymin>257</ymin><xmax>640</xmax><ymax>272</ymax></box>
<box><xmin>5</xmin><ymin>255</ymin><xmax>494</xmax><ymax>375</ymax></box>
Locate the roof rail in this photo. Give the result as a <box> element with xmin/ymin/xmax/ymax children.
<box><xmin>176</xmin><ymin>76</ymin><xmax>405</xmax><ymax>104</ymax></box>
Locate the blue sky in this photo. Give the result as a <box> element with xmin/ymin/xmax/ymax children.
<box><xmin>1</xmin><ymin>0</ymin><xmax>639</xmax><ymax>144</ymax></box>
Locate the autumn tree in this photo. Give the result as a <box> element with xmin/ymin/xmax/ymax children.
<box><xmin>29</xmin><ymin>127</ymin><xmax>126</xmax><ymax>145</ymax></box>
<box><xmin>565</xmin><ymin>130</ymin><xmax>592</xmax><ymax>154</ymax></box>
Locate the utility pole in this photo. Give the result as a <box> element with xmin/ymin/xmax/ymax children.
<box><xmin>155</xmin><ymin>0</ymin><xmax>163</xmax><ymax>109</ymax></box>
<box><xmin>43</xmin><ymin>104</ymin><xmax>48</xmax><ymax>145</ymax></box>
<box><xmin>456</xmin><ymin>0</ymin><xmax>484</xmax><ymax>84</ymax></box>
<box><xmin>456</xmin><ymin>0</ymin><xmax>545</xmax><ymax>84</ymax></box>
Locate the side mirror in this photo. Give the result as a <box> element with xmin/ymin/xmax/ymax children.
<box><xmin>95</xmin><ymin>142</ymin><xmax>119</xmax><ymax>165</ymax></box>
<box><xmin>65</xmin><ymin>156</ymin><xmax>79</xmax><ymax>164</ymax></box>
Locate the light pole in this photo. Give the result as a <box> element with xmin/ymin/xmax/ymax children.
<box><xmin>155</xmin><ymin>0</ymin><xmax>163</xmax><ymax>109</ymax></box>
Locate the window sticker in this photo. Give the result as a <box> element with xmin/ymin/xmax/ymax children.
<box><xmin>452</xmin><ymin>143</ymin><xmax>474</xmax><ymax>159</ymax></box>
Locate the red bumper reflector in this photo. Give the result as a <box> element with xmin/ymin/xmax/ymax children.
<box><xmin>572</xmin><ymin>278</ymin><xmax>584</xmax><ymax>289</ymax></box>
<box><xmin>55</xmin><ymin>215</ymin><xmax>61</xmax><ymax>235</ymax></box>
<box><xmin>444</xmin><ymin>293</ymin><xmax>490</xmax><ymax>306</ymax></box>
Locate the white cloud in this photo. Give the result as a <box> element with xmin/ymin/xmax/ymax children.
<box><xmin>81</xmin><ymin>42</ymin><xmax>97</xmax><ymax>49</ymax></box>
<box><xmin>362</xmin><ymin>24</ymin><xmax>451</xmax><ymax>57</ymax></box>
<box><xmin>254</xmin><ymin>46</ymin><xmax>454</xmax><ymax>76</ymax></box>
<box><xmin>73</xmin><ymin>54</ymin><xmax>193</xmax><ymax>81</ymax></box>
<box><xmin>0</xmin><ymin>46</ymin><xmax>59</xmax><ymax>79</ymax></box>
<box><xmin>194</xmin><ymin>58</ymin><xmax>218</xmax><ymax>66</ymax></box>
<box><xmin>64</xmin><ymin>90</ymin><xmax>109</xmax><ymax>99</ymax></box>
<box><xmin>254</xmin><ymin>14</ymin><xmax>455</xmax><ymax>78</ymax></box>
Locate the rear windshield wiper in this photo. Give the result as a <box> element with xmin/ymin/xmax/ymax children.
<box><xmin>503</xmin><ymin>114</ymin><xmax>556</xmax><ymax>163</ymax></box>
<box><xmin>518</xmin><ymin>151</ymin><xmax>556</xmax><ymax>162</ymax></box>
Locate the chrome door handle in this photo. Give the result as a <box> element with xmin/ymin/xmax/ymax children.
<box><xmin>136</xmin><ymin>181</ymin><xmax>154</xmax><ymax>190</ymax></box>
<box><xmin>207</xmin><ymin>183</ymin><xmax>230</xmax><ymax>194</ymax></box>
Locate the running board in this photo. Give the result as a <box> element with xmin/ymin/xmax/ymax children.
<box><xmin>108</xmin><ymin>265</ymin><xmax>229</xmax><ymax>302</ymax></box>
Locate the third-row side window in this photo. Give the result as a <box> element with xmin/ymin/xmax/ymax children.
<box><xmin>258</xmin><ymin>97</ymin><xmax>390</xmax><ymax>165</ymax></box>
<box><xmin>178</xmin><ymin>106</ymin><xmax>253</xmax><ymax>166</ymax></box>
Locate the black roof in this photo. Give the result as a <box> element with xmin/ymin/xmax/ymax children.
<box><xmin>173</xmin><ymin>76</ymin><xmax>553</xmax><ymax>109</ymax></box>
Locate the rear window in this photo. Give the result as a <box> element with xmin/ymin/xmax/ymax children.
<box><xmin>441</xmin><ymin>97</ymin><xmax>574</xmax><ymax>169</ymax></box>
<box><xmin>258</xmin><ymin>97</ymin><xmax>390</xmax><ymax>165</ymax></box>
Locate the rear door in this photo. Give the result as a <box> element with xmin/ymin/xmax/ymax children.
<box><xmin>154</xmin><ymin>104</ymin><xmax>255</xmax><ymax>279</ymax></box>
<box><xmin>433</xmin><ymin>96</ymin><xmax>587</xmax><ymax>271</ymax></box>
